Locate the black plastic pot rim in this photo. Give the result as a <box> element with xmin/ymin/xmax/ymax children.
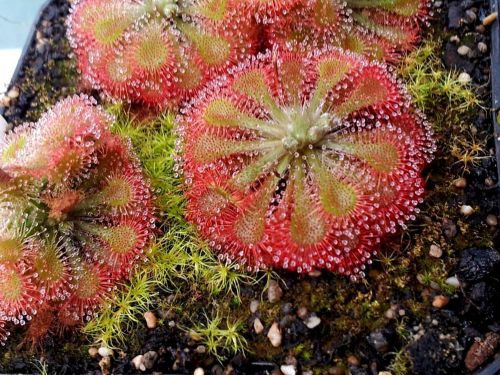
<box><xmin>491</xmin><ymin>0</ymin><xmax>500</xmax><ymax>186</ymax></box>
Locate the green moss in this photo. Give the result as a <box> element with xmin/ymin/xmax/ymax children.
<box><xmin>399</xmin><ymin>41</ymin><xmax>480</xmax><ymax>131</ymax></box>
<box><xmin>82</xmin><ymin>105</ymin><xmax>259</xmax><ymax>351</ymax></box>
<box><xmin>186</xmin><ymin>312</ymin><xmax>248</xmax><ymax>361</ymax></box>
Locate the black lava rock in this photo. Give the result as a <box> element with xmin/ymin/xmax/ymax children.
<box><xmin>448</xmin><ymin>2</ymin><xmax>463</xmax><ymax>28</ymax></box>
<box><xmin>409</xmin><ymin>330</ymin><xmax>462</xmax><ymax>375</ymax></box>
<box><xmin>457</xmin><ymin>248</ymin><xmax>500</xmax><ymax>282</ymax></box>
<box><xmin>469</xmin><ymin>281</ymin><xmax>500</xmax><ymax>322</ymax></box>
<box><xmin>367</xmin><ymin>331</ymin><xmax>389</xmax><ymax>353</ymax></box>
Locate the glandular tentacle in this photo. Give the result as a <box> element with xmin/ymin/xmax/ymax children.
<box><xmin>178</xmin><ymin>47</ymin><xmax>434</xmax><ymax>275</ymax></box>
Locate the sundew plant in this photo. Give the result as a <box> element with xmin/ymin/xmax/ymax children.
<box><xmin>67</xmin><ymin>0</ymin><xmax>431</xmax><ymax>108</ymax></box>
<box><xmin>176</xmin><ymin>47</ymin><xmax>435</xmax><ymax>276</ymax></box>
<box><xmin>0</xmin><ymin>96</ymin><xmax>155</xmax><ymax>344</ymax></box>
<box><xmin>0</xmin><ymin>0</ymin><xmax>436</xmax><ymax>350</ymax></box>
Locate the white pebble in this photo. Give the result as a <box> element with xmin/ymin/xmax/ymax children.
<box><xmin>457</xmin><ymin>45</ymin><xmax>471</xmax><ymax>56</ymax></box>
<box><xmin>385</xmin><ymin>308</ymin><xmax>396</xmax><ymax>320</ymax></box>
<box><xmin>98</xmin><ymin>347</ymin><xmax>113</xmax><ymax>357</ymax></box>
<box><xmin>7</xmin><ymin>87</ymin><xmax>19</xmax><ymax>99</ymax></box>
<box><xmin>429</xmin><ymin>244</ymin><xmax>443</xmax><ymax>258</ymax></box>
<box><xmin>193</xmin><ymin>368</ymin><xmax>204</xmax><ymax>375</ymax></box>
<box><xmin>486</xmin><ymin>214</ymin><xmax>498</xmax><ymax>226</ymax></box>
<box><xmin>305</xmin><ymin>315</ymin><xmax>321</xmax><ymax>329</ymax></box>
<box><xmin>131</xmin><ymin>355</ymin><xmax>146</xmax><ymax>372</ymax></box>
<box><xmin>454</xmin><ymin>177</ymin><xmax>467</xmax><ymax>188</ymax></box>
<box><xmin>267</xmin><ymin>280</ymin><xmax>283</xmax><ymax>303</ymax></box>
<box><xmin>478</xmin><ymin>42</ymin><xmax>488</xmax><ymax>53</ymax></box>
<box><xmin>250</xmin><ymin>300</ymin><xmax>259</xmax><ymax>314</ymax></box>
<box><xmin>460</xmin><ymin>205</ymin><xmax>474</xmax><ymax>216</ymax></box>
<box><xmin>446</xmin><ymin>276</ymin><xmax>461</xmax><ymax>288</ymax></box>
<box><xmin>254</xmin><ymin>318</ymin><xmax>264</xmax><ymax>334</ymax></box>
<box><xmin>88</xmin><ymin>347</ymin><xmax>99</xmax><ymax>358</ymax></box>
<box><xmin>297</xmin><ymin>306</ymin><xmax>308</xmax><ymax>320</ymax></box>
<box><xmin>280</xmin><ymin>365</ymin><xmax>297</xmax><ymax>375</ymax></box>
<box><xmin>267</xmin><ymin>322</ymin><xmax>282</xmax><ymax>347</ymax></box>
<box><xmin>458</xmin><ymin>72</ymin><xmax>471</xmax><ymax>84</ymax></box>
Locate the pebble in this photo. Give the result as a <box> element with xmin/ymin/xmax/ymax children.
<box><xmin>379</xmin><ymin>372</ymin><xmax>393</xmax><ymax>375</ymax></box>
<box><xmin>7</xmin><ymin>87</ymin><xmax>19</xmax><ymax>99</ymax></box>
<box><xmin>194</xmin><ymin>368</ymin><xmax>204</xmax><ymax>375</ymax></box>
<box><xmin>384</xmin><ymin>307</ymin><xmax>396</xmax><ymax>320</ymax></box>
<box><xmin>195</xmin><ymin>345</ymin><xmax>206</xmax><ymax>354</ymax></box>
<box><xmin>460</xmin><ymin>205</ymin><xmax>474</xmax><ymax>216</ymax></box>
<box><xmin>297</xmin><ymin>306</ymin><xmax>308</xmax><ymax>320</ymax></box>
<box><xmin>485</xmin><ymin>177</ymin><xmax>495</xmax><ymax>187</ymax></box>
<box><xmin>308</xmin><ymin>270</ymin><xmax>321</xmax><ymax>277</ymax></box>
<box><xmin>144</xmin><ymin>311</ymin><xmax>158</xmax><ymax>329</ymax></box>
<box><xmin>36</xmin><ymin>39</ymin><xmax>48</xmax><ymax>54</ymax></box>
<box><xmin>458</xmin><ymin>72</ymin><xmax>471</xmax><ymax>84</ymax></box>
<box><xmin>99</xmin><ymin>356</ymin><xmax>111</xmax><ymax>375</ymax></box>
<box><xmin>88</xmin><ymin>347</ymin><xmax>99</xmax><ymax>358</ymax></box>
<box><xmin>486</xmin><ymin>214</ymin><xmax>498</xmax><ymax>226</ymax></box>
<box><xmin>450</xmin><ymin>35</ymin><xmax>460</xmax><ymax>43</ymax></box>
<box><xmin>432</xmin><ymin>295</ymin><xmax>450</xmax><ymax>309</ymax></box>
<box><xmin>429</xmin><ymin>244</ymin><xmax>443</xmax><ymax>258</ymax></box>
<box><xmin>254</xmin><ymin>317</ymin><xmax>264</xmax><ymax>334</ymax></box>
<box><xmin>143</xmin><ymin>351</ymin><xmax>158</xmax><ymax>370</ymax></box>
<box><xmin>267</xmin><ymin>280</ymin><xmax>283</xmax><ymax>303</ymax></box>
<box><xmin>132</xmin><ymin>355</ymin><xmax>146</xmax><ymax>371</ymax></box>
<box><xmin>445</xmin><ymin>276</ymin><xmax>461</xmax><ymax>288</ymax></box>
<box><xmin>464</xmin><ymin>9</ymin><xmax>477</xmax><ymax>23</ymax></box>
<box><xmin>250</xmin><ymin>300</ymin><xmax>259</xmax><ymax>314</ymax></box>
<box><xmin>0</xmin><ymin>96</ymin><xmax>10</xmax><ymax>107</ymax></box>
<box><xmin>305</xmin><ymin>314</ymin><xmax>321</xmax><ymax>329</ymax></box>
<box><xmin>457</xmin><ymin>45</ymin><xmax>471</xmax><ymax>56</ymax></box>
<box><xmin>211</xmin><ymin>365</ymin><xmax>224</xmax><ymax>375</ymax></box>
<box><xmin>453</xmin><ymin>177</ymin><xmax>467</xmax><ymax>188</ymax></box>
<box><xmin>347</xmin><ymin>355</ymin><xmax>360</xmax><ymax>367</ymax></box>
<box><xmin>478</xmin><ymin>42</ymin><xmax>488</xmax><ymax>53</ymax></box>
<box><xmin>267</xmin><ymin>322</ymin><xmax>282</xmax><ymax>347</ymax></box>
<box><xmin>280</xmin><ymin>365</ymin><xmax>297</xmax><ymax>375</ymax></box>
<box><xmin>457</xmin><ymin>247</ymin><xmax>500</xmax><ymax>281</ymax></box>
<box><xmin>448</xmin><ymin>3</ymin><xmax>462</xmax><ymax>28</ymax></box>
<box><xmin>98</xmin><ymin>347</ymin><xmax>113</xmax><ymax>357</ymax></box>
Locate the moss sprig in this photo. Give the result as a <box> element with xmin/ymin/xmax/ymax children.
<box><xmin>83</xmin><ymin>105</ymin><xmax>260</xmax><ymax>350</ymax></box>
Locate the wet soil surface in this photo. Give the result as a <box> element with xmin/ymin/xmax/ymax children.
<box><xmin>0</xmin><ymin>0</ymin><xmax>499</xmax><ymax>374</ymax></box>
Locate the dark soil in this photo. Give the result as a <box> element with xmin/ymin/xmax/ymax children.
<box><xmin>1</xmin><ymin>0</ymin><xmax>500</xmax><ymax>374</ymax></box>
